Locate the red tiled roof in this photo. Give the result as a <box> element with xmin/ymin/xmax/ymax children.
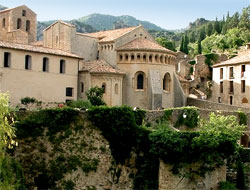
<box><xmin>213</xmin><ymin>50</ymin><xmax>250</xmax><ymax>67</ymax></box>
<box><xmin>116</xmin><ymin>38</ymin><xmax>176</xmax><ymax>55</ymax></box>
<box><xmin>81</xmin><ymin>60</ymin><xmax>125</xmax><ymax>75</ymax></box>
<box><xmin>0</xmin><ymin>41</ymin><xmax>81</xmax><ymax>59</ymax></box>
<box><xmin>83</xmin><ymin>26</ymin><xmax>139</xmax><ymax>42</ymax></box>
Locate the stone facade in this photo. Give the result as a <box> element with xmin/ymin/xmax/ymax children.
<box><xmin>212</xmin><ymin>47</ymin><xmax>250</xmax><ymax>107</ymax></box>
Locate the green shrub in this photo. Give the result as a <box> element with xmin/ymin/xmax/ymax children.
<box><xmin>174</xmin><ymin>107</ymin><xmax>199</xmax><ymax>128</ymax></box>
<box><xmin>86</xmin><ymin>87</ymin><xmax>106</xmax><ymax>106</ymax></box>
<box><xmin>62</xmin><ymin>180</ymin><xmax>75</xmax><ymax>190</ymax></box>
<box><xmin>134</xmin><ymin>109</ymin><xmax>146</xmax><ymax>126</ymax></box>
<box><xmin>81</xmin><ymin>159</ymin><xmax>99</xmax><ymax>174</ymax></box>
<box><xmin>219</xmin><ymin>181</ymin><xmax>236</xmax><ymax>190</ymax></box>
<box><xmin>237</xmin><ymin>110</ymin><xmax>247</xmax><ymax>125</ymax></box>
<box><xmin>66</xmin><ymin>100</ymin><xmax>92</xmax><ymax>109</ymax></box>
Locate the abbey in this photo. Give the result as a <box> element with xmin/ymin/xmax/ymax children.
<box><xmin>0</xmin><ymin>5</ymin><xmax>185</xmax><ymax>109</ymax></box>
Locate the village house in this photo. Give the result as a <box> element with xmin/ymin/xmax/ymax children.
<box><xmin>212</xmin><ymin>44</ymin><xmax>250</xmax><ymax>107</ymax></box>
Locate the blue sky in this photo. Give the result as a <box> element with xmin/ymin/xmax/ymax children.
<box><xmin>0</xmin><ymin>0</ymin><xmax>249</xmax><ymax>30</ymax></box>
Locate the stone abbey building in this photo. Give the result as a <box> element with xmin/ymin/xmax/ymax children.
<box><xmin>0</xmin><ymin>5</ymin><xmax>186</xmax><ymax>109</ymax></box>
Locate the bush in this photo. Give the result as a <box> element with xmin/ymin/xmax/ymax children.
<box><xmin>219</xmin><ymin>181</ymin><xmax>236</xmax><ymax>190</ymax></box>
<box><xmin>67</xmin><ymin>100</ymin><xmax>91</xmax><ymax>109</ymax></box>
<box><xmin>86</xmin><ymin>87</ymin><xmax>106</xmax><ymax>106</ymax></box>
<box><xmin>174</xmin><ymin>107</ymin><xmax>199</xmax><ymax>128</ymax></box>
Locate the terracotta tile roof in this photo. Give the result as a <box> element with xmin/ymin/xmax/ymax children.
<box><xmin>116</xmin><ymin>38</ymin><xmax>176</xmax><ymax>55</ymax></box>
<box><xmin>213</xmin><ymin>50</ymin><xmax>250</xmax><ymax>67</ymax></box>
<box><xmin>81</xmin><ymin>59</ymin><xmax>125</xmax><ymax>75</ymax></box>
<box><xmin>83</xmin><ymin>26</ymin><xmax>139</xmax><ymax>42</ymax></box>
<box><xmin>0</xmin><ymin>41</ymin><xmax>81</xmax><ymax>59</ymax></box>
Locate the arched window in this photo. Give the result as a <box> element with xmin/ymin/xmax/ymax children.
<box><xmin>125</xmin><ymin>54</ymin><xmax>129</xmax><ymax>61</ymax></box>
<box><xmin>102</xmin><ymin>83</ymin><xmax>106</xmax><ymax>93</ymax></box>
<box><xmin>160</xmin><ymin>56</ymin><xmax>163</xmax><ymax>63</ymax></box>
<box><xmin>81</xmin><ymin>82</ymin><xmax>84</xmax><ymax>93</ymax></box>
<box><xmin>22</xmin><ymin>10</ymin><xmax>26</xmax><ymax>16</ymax></box>
<box><xmin>17</xmin><ymin>18</ymin><xmax>22</xmax><ymax>29</ymax></box>
<box><xmin>2</xmin><ymin>18</ymin><xmax>5</xmax><ymax>28</ymax></box>
<box><xmin>242</xmin><ymin>98</ymin><xmax>248</xmax><ymax>104</ymax></box>
<box><xmin>119</xmin><ymin>54</ymin><xmax>123</xmax><ymax>61</ymax></box>
<box><xmin>43</xmin><ymin>57</ymin><xmax>49</xmax><ymax>72</ymax></box>
<box><xmin>115</xmin><ymin>83</ymin><xmax>118</xmax><ymax>94</ymax></box>
<box><xmin>143</xmin><ymin>55</ymin><xmax>146</xmax><ymax>62</ymax></box>
<box><xmin>149</xmin><ymin>55</ymin><xmax>152</xmax><ymax>62</ymax></box>
<box><xmin>26</xmin><ymin>20</ymin><xmax>30</xmax><ymax>32</ymax></box>
<box><xmin>137</xmin><ymin>74</ymin><xmax>144</xmax><ymax>89</ymax></box>
<box><xmin>131</xmin><ymin>54</ymin><xmax>135</xmax><ymax>61</ymax></box>
<box><xmin>25</xmin><ymin>55</ymin><xmax>31</xmax><ymax>70</ymax></box>
<box><xmin>163</xmin><ymin>73</ymin><xmax>171</xmax><ymax>92</ymax></box>
<box><xmin>165</xmin><ymin>56</ymin><xmax>168</xmax><ymax>64</ymax></box>
<box><xmin>137</xmin><ymin>54</ymin><xmax>141</xmax><ymax>61</ymax></box>
<box><xmin>155</xmin><ymin>55</ymin><xmax>159</xmax><ymax>63</ymax></box>
<box><xmin>60</xmin><ymin>59</ymin><xmax>65</xmax><ymax>74</ymax></box>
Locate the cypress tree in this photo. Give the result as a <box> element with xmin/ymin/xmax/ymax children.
<box><xmin>198</xmin><ymin>40</ymin><xmax>202</xmax><ymax>54</ymax></box>
<box><xmin>183</xmin><ymin>34</ymin><xmax>189</xmax><ymax>54</ymax></box>
<box><xmin>180</xmin><ymin>36</ymin><xmax>184</xmax><ymax>52</ymax></box>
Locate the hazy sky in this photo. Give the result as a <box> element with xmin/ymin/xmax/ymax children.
<box><xmin>0</xmin><ymin>0</ymin><xmax>249</xmax><ymax>30</ymax></box>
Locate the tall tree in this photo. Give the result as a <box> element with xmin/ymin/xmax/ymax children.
<box><xmin>206</xmin><ymin>22</ymin><xmax>213</xmax><ymax>36</ymax></box>
<box><xmin>180</xmin><ymin>36</ymin><xmax>184</xmax><ymax>52</ymax></box>
<box><xmin>183</xmin><ymin>34</ymin><xmax>189</xmax><ymax>54</ymax></box>
<box><xmin>239</xmin><ymin>6</ymin><xmax>250</xmax><ymax>29</ymax></box>
<box><xmin>213</xmin><ymin>17</ymin><xmax>221</xmax><ymax>34</ymax></box>
<box><xmin>197</xmin><ymin>40</ymin><xmax>202</xmax><ymax>54</ymax></box>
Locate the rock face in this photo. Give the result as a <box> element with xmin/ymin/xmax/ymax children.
<box><xmin>159</xmin><ymin>161</ymin><xmax>226</xmax><ymax>190</ymax></box>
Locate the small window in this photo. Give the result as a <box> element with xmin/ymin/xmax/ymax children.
<box><xmin>119</xmin><ymin>54</ymin><xmax>123</xmax><ymax>61</ymax></box>
<box><xmin>131</xmin><ymin>54</ymin><xmax>135</xmax><ymax>61</ymax></box>
<box><xmin>60</xmin><ymin>59</ymin><xmax>65</xmax><ymax>74</ymax></box>
<box><xmin>230</xmin><ymin>96</ymin><xmax>233</xmax><ymax>105</ymax></box>
<box><xmin>17</xmin><ymin>18</ymin><xmax>22</xmax><ymax>29</ymax></box>
<box><xmin>115</xmin><ymin>83</ymin><xmax>118</xmax><ymax>94</ymax></box>
<box><xmin>229</xmin><ymin>81</ymin><xmax>234</xmax><ymax>93</ymax></box>
<box><xmin>80</xmin><ymin>82</ymin><xmax>84</xmax><ymax>93</ymax></box>
<box><xmin>125</xmin><ymin>54</ymin><xmax>129</xmax><ymax>61</ymax></box>
<box><xmin>2</xmin><ymin>18</ymin><xmax>5</xmax><ymax>28</ymax></box>
<box><xmin>241</xmin><ymin>80</ymin><xmax>245</xmax><ymax>93</ymax></box>
<box><xmin>220</xmin><ymin>82</ymin><xmax>223</xmax><ymax>93</ymax></box>
<box><xmin>242</xmin><ymin>65</ymin><xmax>246</xmax><ymax>77</ymax></box>
<box><xmin>137</xmin><ymin>74</ymin><xmax>144</xmax><ymax>89</ymax></box>
<box><xmin>155</xmin><ymin>55</ymin><xmax>159</xmax><ymax>62</ymax></box>
<box><xmin>66</xmin><ymin>87</ymin><xmax>73</xmax><ymax>97</ymax></box>
<box><xmin>102</xmin><ymin>83</ymin><xmax>106</xmax><ymax>93</ymax></box>
<box><xmin>22</xmin><ymin>10</ymin><xmax>26</xmax><ymax>16</ymax></box>
<box><xmin>163</xmin><ymin>73</ymin><xmax>171</xmax><ymax>92</ymax></box>
<box><xmin>149</xmin><ymin>55</ymin><xmax>152</xmax><ymax>62</ymax></box>
<box><xmin>4</xmin><ymin>52</ymin><xmax>11</xmax><ymax>67</ymax></box>
<box><xmin>26</xmin><ymin>20</ymin><xmax>30</xmax><ymax>32</ymax></box>
<box><xmin>25</xmin><ymin>55</ymin><xmax>31</xmax><ymax>70</ymax></box>
<box><xmin>218</xmin><ymin>97</ymin><xmax>221</xmax><ymax>103</ymax></box>
<box><xmin>42</xmin><ymin>57</ymin><xmax>49</xmax><ymax>72</ymax></box>
<box><xmin>143</xmin><ymin>55</ymin><xmax>146</xmax><ymax>62</ymax></box>
<box><xmin>242</xmin><ymin>98</ymin><xmax>248</xmax><ymax>104</ymax></box>
<box><xmin>229</xmin><ymin>67</ymin><xmax>234</xmax><ymax>78</ymax></box>
<box><xmin>137</xmin><ymin>54</ymin><xmax>141</xmax><ymax>61</ymax></box>
<box><xmin>220</xmin><ymin>68</ymin><xmax>223</xmax><ymax>79</ymax></box>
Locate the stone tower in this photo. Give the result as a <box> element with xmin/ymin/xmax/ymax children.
<box><xmin>0</xmin><ymin>5</ymin><xmax>37</xmax><ymax>44</ymax></box>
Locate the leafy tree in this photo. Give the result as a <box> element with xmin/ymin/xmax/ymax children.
<box><xmin>213</xmin><ymin>17</ymin><xmax>221</xmax><ymax>34</ymax></box>
<box><xmin>0</xmin><ymin>93</ymin><xmax>24</xmax><ymax>189</ymax></box>
<box><xmin>180</xmin><ymin>36</ymin><xmax>184</xmax><ymax>52</ymax></box>
<box><xmin>239</xmin><ymin>6</ymin><xmax>250</xmax><ymax>30</ymax></box>
<box><xmin>182</xmin><ymin>33</ymin><xmax>189</xmax><ymax>54</ymax></box>
<box><xmin>86</xmin><ymin>86</ymin><xmax>106</xmax><ymax>106</ymax></box>
<box><xmin>156</xmin><ymin>37</ymin><xmax>176</xmax><ymax>52</ymax></box>
<box><xmin>206</xmin><ymin>22</ymin><xmax>213</xmax><ymax>36</ymax></box>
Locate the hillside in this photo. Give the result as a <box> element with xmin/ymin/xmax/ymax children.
<box><xmin>78</xmin><ymin>13</ymin><xmax>164</xmax><ymax>31</ymax></box>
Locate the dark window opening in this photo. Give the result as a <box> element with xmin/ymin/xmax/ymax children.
<box><xmin>229</xmin><ymin>67</ymin><xmax>234</xmax><ymax>78</ymax></box>
<box><xmin>81</xmin><ymin>82</ymin><xmax>84</xmax><ymax>93</ymax></box>
<box><xmin>220</xmin><ymin>68</ymin><xmax>223</xmax><ymax>79</ymax></box>
<box><xmin>131</xmin><ymin>55</ymin><xmax>135</xmax><ymax>61</ymax></box>
<box><xmin>137</xmin><ymin>74</ymin><xmax>144</xmax><ymax>89</ymax></box>
<box><xmin>4</xmin><ymin>52</ymin><xmax>11</xmax><ymax>67</ymax></box>
<box><xmin>66</xmin><ymin>87</ymin><xmax>73</xmax><ymax>97</ymax></box>
<box><xmin>218</xmin><ymin>97</ymin><xmax>221</xmax><ymax>103</ymax></box>
<box><xmin>2</xmin><ymin>18</ymin><xmax>5</xmax><ymax>28</ymax></box>
<box><xmin>143</xmin><ymin>55</ymin><xmax>146</xmax><ymax>62</ymax></box>
<box><xmin>220</xmin><ymin>82</ymin><xmax>223</xmax><ymax>93</ymax></box>
<box><xmin>43</xmin><ymin>57</ymin><xmax>49</xmax><ymax>72</ymax></box>
<box><xmin>26</xmin><ymin>20</ymin><xmax>30</xmax><ymax>32</ymax></box>
<box><xmin>60</xmin><ymin>59</ymin><xmax>65</xmax><ymax>74</ymax></box>
<box><xmin>242</xmin><ymin>65</ymin><xmax>246</xmax><ymax>77</ymax></box>
<box><xmin>25</xmin><ymin>55</ymin><xmax>31</xmax><ymax>70</ymax></box>
<box><xmin>149</xmin><ymin>55</ymin><xmax>152</xmax><ymax>62</ymax></box>
<box><xmin>241</xmin><ymin>80</ymin><xmax>246</xmax><ymax>93</ymax></box>
<box><xmin>229</xmin><ymin>81</ymin><xmax>234</xmax><ymax>93</ymax></box>
<box><xmin>22</xmin><ymin>10</ymin><xmax>26</xmax><ymax>17</ymax></box>
<box><xmin>230</xmin><ymin>96</ymin><xmax>233</xmax><ymax>105</ymax></box>
<box><xmin>163</xmin><ymin>73</ymin><xmax>171</xmax><ymax>92</ymax></box>
<box><xmin>102</xmin><ymin>83</ymin><xmax>106</xmax><ymax>93</ymax></box>
<box><xmin>119</xmin><ymin>54</ymin><xmax>123</xmax><ymax>61</ymax></box>
<box><xmin>17</xmin><ymin>18</ymin><xmax>21</xmax><ymax>29</ymax></box>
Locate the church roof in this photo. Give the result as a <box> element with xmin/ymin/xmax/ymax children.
<box><xmin>82</xmin><ymin>26</ymin><xmax>139</xmax><ymax>42</ymax></box>
<box><xmin>81</xmin><ymin>60</ymin><xmax>125</xmax><ymax>75</ymax></box>
<box><xmin>0</xmin><ymin>41</ymin><xmax>81</xmax><ymax>59</ymax></box>
<box><xmin>213</xmin><ymin>50</ymin><xmax>250</xmax><ymax>67</ymax></box>
<box><xmin>116</xmin><ymin>38</ymin><xmax>176</xmax><ymax>55</ymax></box>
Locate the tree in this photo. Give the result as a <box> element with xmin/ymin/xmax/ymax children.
<box><xmin>197</xmin><ymin>40</ymin><xmax>202</xmax><ymax>54</ymax></box>
<box><xmin>213</xmin><ymin>17</ymin><xmax>221</xmax><ymax>34</ymax></box>
<box><xmin>239</xmin><ymin>6</ymin><xmax>250</xmax><ymax>30</ymax></box>
<box><xmin>180</xmin><ymin>36</ymin><xmax>184</xmax><ymax>52</ymax></box>
<box><xmin>206</xmin><ymin>22</ymin><xmax>213</xmax><ymax>36</ymax></box>
<box><xmin>156</xmin><ymin>37</ymin><xmax>176</xmax><ymax>52</ymax></box>
<box><xmin>0</xmin><ymin>93</ymin><xmax>23</xmax><ymax>189</ymax></box>
<box><xmin>182</xmin><ymin>33</ymin><xmax>189</xmax><ymax>54</ymax></box>
<box><xmin>86</xmin><ymin>86</ymin><xmax>106</xmax><ymax>106</ymax></box>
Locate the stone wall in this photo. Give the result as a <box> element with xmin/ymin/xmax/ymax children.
<box><xmin>159</xmin><ymin>161</ymin><xmax>226</xmax><ymax>190</ymax></box>
<box><xmin>174</xmin><ymin>73</ymin><xmax>187</xmax><ymax>107</ymax></box>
